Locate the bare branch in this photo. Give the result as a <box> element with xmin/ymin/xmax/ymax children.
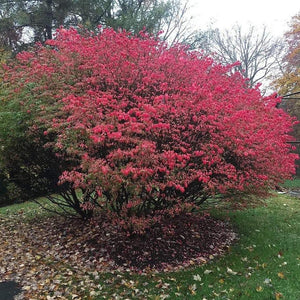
<box><xmin>208</xmin><ymin>24</ymin><xmax>284</xmax><ymax>91</ymax></box>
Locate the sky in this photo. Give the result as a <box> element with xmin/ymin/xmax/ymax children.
<box><xmin>189</xmin><ymin>0</ymin><xmax>300</xmax><ymax>37</ymax></box>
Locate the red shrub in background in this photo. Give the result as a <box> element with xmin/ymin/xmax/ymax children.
<box><xmin>3</xmin><ymin>28</ymin><xmax>298</xmax><ymax>231</ymax></box>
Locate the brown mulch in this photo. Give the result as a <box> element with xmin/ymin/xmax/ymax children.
<box><xmin>0</xmin><ymin>211</ymin><xmax>236</xmax><ymax>299</ymax></box>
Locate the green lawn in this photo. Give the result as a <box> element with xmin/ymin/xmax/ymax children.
<box><xmin>90</xmin><ymin>195</ymin><xmax>300</xmax><ymax>300</ymax></box>
<box><xmin>1</xmin><ymin>192</ymin><xmax>300</xmax><ymax>299</ymax></box>
<box><xmin>282</xmin><ymin>177</ymin><xmax>300</xmax><ymax>189</ymax></box>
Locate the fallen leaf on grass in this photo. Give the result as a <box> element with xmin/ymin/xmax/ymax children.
<box><xmin>193</xmin><ymin>274</ymin><xmax>202</xmax><ymax>281</ymax></box>
<box><xmin>204</xmin><ymin>269</ymin><xmax>213</xmax><ymax>274</ymax></box>
<box><xmin>189</xmin><ymin>284</ymin><xmax>197</xmax><ymax>295</ymax></box>
<box><xmin>278</xmin><ymin>251</ymin><xmax>283</xmax><ymax>258</ymax></box>
<box><xmin>261</xmin><ymin>263</ymin><xmax>267</xmax><ymax>268</ymax></box>
<box><xmin>278</xmin><ymin>272</ymin><xmax>285</xmax><ymax>279</ymax></box>
<box><xmin>219</xmin><ymin>278</ymin><xmax>225</xmax><ymax>284</ymax></box>
<box><xmin>227</xmin><ymin>267</ymin><xmax>237</xmax><ymax>275</ymax></box>
<box><xmin>161</xmin><ymin>283</ymin><xmax>170</xmax><ymax>289</ymax></box>
<box><xmin>264</xmin><ymin>278</ymin><xmax>272</xmax><ymax>285</ymax></box>
<box><xmin>168</xmin><ymin>277</ymin><xmax>176</xmax><ymax>282</ymax></box>
<box><xmin>256</xmin><ymin>286</ymin><xmax>263</xmax><ymax>292</ymax></box>
<box><xmin>159</xmin><ymin>294</ymin><xmax>170</xmax><ymax>299</ymax></box>
<box><xmin>275</xmin><ymin>292</ymin><xmax>283</xmax><ymax>299</ymax></box>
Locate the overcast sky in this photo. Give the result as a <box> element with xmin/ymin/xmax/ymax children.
<box><xmin>189</xmin><ymin>0</ymin><xmax>300</xmax><ymax>36</ymax></box>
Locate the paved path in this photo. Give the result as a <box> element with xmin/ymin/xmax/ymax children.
<box><xmin>289</xmin><ymin>190</ymin><xmax>300</xmax><ymax>198</ymax></box>
<box><xmin>0</xmin><ymin>281</ymin><xmax>22</xmax><ymax>300</ymax></box>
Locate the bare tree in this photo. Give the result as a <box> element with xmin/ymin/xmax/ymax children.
<box><xmin>158</xmin><ymin>0</ymin><xmax>191</xmax><ymax>44</ymax></box>
<box><xmin>156</xmin><ymin>0</ymin><xmax>211</xmax><ymax>48</ymax></box>
<box><xmin>208</xmin><ymin>24</ymin><xmax>284</xmax><ymax>90</ymax></box>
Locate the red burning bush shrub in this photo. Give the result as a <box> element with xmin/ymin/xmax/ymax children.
<box><xmin>2</xmin><ymin>28</ymin><xmax>297</xmax><ymax>231</ymax></box>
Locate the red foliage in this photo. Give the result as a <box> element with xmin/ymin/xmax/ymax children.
<box><xmin>4</xmin><ymin>28</ymin><xmax>298</xmax><ymax>231</ymax></box>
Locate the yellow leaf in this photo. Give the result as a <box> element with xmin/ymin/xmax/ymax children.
<box><xmin>189</xmin><ymin>284</ymin><xmax>197</xmax><ymax>295</ymax></box>
<box><xmin>256</xmin><ymin>286</ymin><xmax>263</xmax><ymax>292</ymax></box>
<box><xmin>227</xmin><ymin>267</ymin><xmax>237</xmax><ymax>275</ymax></box>
<box><xmin>219</xmin><ymin>279</ymin><xmax>225</xmax><ymax>284</ymax></box>
<box><xmin>278</xmin><ymin>272</ymin><xmax>285</xmax><ymax>279</ymax></box>
<box><xmin>275</xmin><ymin>292</ymin><xmax>283</xmax><ymax>300</ymax></box>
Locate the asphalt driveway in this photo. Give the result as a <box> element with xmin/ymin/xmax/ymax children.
<box><xmin>0</xmin><ymin>281</ymin><xmax>22</xmax><ymax>300</ymax></box>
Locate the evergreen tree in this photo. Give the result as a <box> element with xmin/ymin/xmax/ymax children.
<box><xmin>0</xmin><ymin>0</ymin><xmax>198</xmax><ymax>51</ymax></box>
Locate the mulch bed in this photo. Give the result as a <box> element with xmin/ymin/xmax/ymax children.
<box><xmin>0</xmin><ymin>211</ymin><xmax>236</xmax><ymax>298</ymax></box>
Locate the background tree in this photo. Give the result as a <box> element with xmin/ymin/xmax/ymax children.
<box><xmin>273</xmin><ymin>13</ymin><xmax>300</xmax><ymax>175</ymax></box>
<box><xmin>274</xmin><ymin>13</ymin><xmax>300</xmax><ymax>97</ymax></box>
<box><xmin>0</xmin><ymin>0</ymin><xmax>200</xmax><ymax>50</ymax></box>
<box><xmin>0</xmin><ymin>37</ymin><xmax>97</xmax><ymax>217</ymax></box>
<box><xmin>1</xmin><ymin>28</ymin><xmax>297</xmax><ymax>231</ymax></box>
<box><xmin>75</xmin><ymin>0</ymin><xmax>209</xmax><ymax>47</ymax></box>
<box><xmin>75</xmin><ymin>0</ymin><xmax>169</xmax><ymax>34</ymax></box>
<box><xmin>0</xmin><ymin>77</ymin><xmax>95</xmax><ymax>218</ymax></box>
<box><xmin>153</xmin><ymin>0</ymin><xmax>205</xmax><ymax>46</ymax></box>
<box><xmin>0</xmin><ymin>0</ymin><xmax>22</xmax><ymax>53</ymax></box>
<box><xmin>207</xmin><ymin>24</ymin><xmax>283</xmax><ymax>92</ymax></box>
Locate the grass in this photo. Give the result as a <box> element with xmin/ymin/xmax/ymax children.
<box><xmin>92</xmin><ymin>194</ymin><xmax>300</xmax><ymax>300</ymax></box>
<box><xmin>0</xmin><ymin>195</ymin><xmax>78</xmax><ymax>221</ymax></box>
<box><xmin>282</xmin><ymin>176</ymin><xmax>300</xmax><ymax>189</ymax></box>
<box><xmin>0</xmin><ymin>197</ymin><xmax>46</xmax><ymax>217</ymax></box>
<box><xmin>1</xmin><ymin>190</ymin><xmax>300</xmax><ymax>299</ymax></box>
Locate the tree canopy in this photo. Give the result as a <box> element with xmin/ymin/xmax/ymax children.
<box><xmin>274</xmin><ymin>14</ymin><xmax>300</xmax><ymax>96</ymax></box>
<box><xmin>1</xmin><ymin>28</ymin><xmax>297</xmax><ymax>231</ymax></box>
<box><xmin>273</xmin><ymin>13</ymin><xmax>300</xmax><ymax>174</ymax></box>
<box><xmin>0</xmin><ymin>0</ymin><xmax>198</xmax><ymax>52</ymax></box>
<box><xmin>206</xmin><ymin>25</ymin><xmax>283</xmax><ymax>92</ymax></box>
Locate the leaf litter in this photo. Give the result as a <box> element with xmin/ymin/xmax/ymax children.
<box><xmin>0</xmin><ymin>211</ymin><xmax>236</xmax><ymax>299</ymax></box>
